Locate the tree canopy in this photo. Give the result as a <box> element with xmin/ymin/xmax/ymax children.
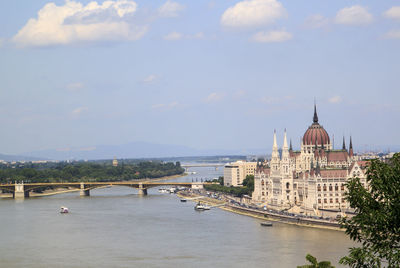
<box><xmin>339</xmin><ymin>153</ymin><xmax>400</xmax><ymax>267</ymax></box>
<box><xmin>0</xmin><ymin>161</ymin><xmax>184</xmax><ymax>183</ymax></box>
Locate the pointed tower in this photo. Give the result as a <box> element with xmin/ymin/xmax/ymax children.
<box><xmin>313</xmin><ymin>103</ymin><xmax>319</xmax><ymax>124</ymax></box>
<box><xmin>342</xmin><ymin>136</ymin><xmax>346</xmax><ymax>150</ymax></box>
<box><xmin>271</xmin><ymin>130</ymin><xmax>280</xmax><ymax>175</ymax></box>
<box><xmin>281</xmin><ymin>129</ymin><xmax>290</xmax><ymax>175</ymax></box>
<box><xmin>349</xmin><ymin>136</ymin><xmax>354</xmax><ymax>157</ymax></box>
<box><xmin>289</xmin><ymin>139</ymin><xmax>293</xmax><ymax>151</ymax></box>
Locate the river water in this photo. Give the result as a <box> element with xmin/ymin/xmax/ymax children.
<box><xmin>0</xmin><ymin>166</ymin><xmax>353</xmax><ymax>267</ymax></box>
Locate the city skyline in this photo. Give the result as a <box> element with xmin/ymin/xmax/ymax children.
<box><xmin>0</xmin><ymin>0</ymin><xmax>399</xmax><ymax>155</ymax></box>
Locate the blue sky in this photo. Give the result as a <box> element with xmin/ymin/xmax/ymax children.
<box><xmin>0</xmin><ymin>0</ymin><xmax>399</xmax><ymax>155</ymax></box>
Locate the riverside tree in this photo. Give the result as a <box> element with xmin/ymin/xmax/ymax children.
<box><xmin>339</xmin><ymin>153</ymin><xmax>400</xmax><ymax>267</ymax></box>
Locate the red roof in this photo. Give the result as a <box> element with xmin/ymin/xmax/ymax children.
<box><xmin>303</xmin><ymin>123</ymin><xmax>330</xmax><ymax>146</ymax></box>
<box><xmin>326</xmin><ymin>151</ymin><xmax>349</xmax><ymax>162</ymax></box>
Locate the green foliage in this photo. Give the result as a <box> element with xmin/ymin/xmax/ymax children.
<box><xmin>339</xmin><ymin>153</ymin><xmax>400</xmax><ymax>268</ymax></box>
<box><xmin>242</xmin><ymin>175</ymin><xmax>254</xmax><ymax>192</ymax></box>
<box><xmin>297</xmin><ymin>254</ymin><xmax>335</xmax><ymax>268</ymax></box>
<box><xmin>0</xmin><ymin>161</ymin><xmax>184</xmax><ymax>183</ymax></box>
<box><xmin>204</xmin><ymin>175</ymin><xmax>253</xmax><ymax>197</ymax></box>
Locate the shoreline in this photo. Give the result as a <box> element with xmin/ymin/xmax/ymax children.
<box><xmin>178</xmin><ymin>191</ymin><xmax>343</xmax><ymax>231</ymax></box>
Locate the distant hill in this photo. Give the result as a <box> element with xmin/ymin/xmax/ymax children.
<box><xmin>21</xmin><ymin>142</ymin><xmax>269</xmax><ymax>161</ymax></box>
<box><xmin>0</xmin><ymin>153</ymin><xmax>47</xmax><ymax>162</ymax></box>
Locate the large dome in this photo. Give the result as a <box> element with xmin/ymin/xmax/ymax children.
<box><xmin>302</xmin><ymin>105</ymin><xmax>330</xmax><ymax>146</ymax></box>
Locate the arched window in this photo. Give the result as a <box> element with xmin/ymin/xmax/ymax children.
<box><xmin>335</xmin><ymin>184</ymin><xmax>338</xmax><ymax>191</ymax></box>
<box><xmin>318</xmin><ymin>199</ymin><xmax>321</xmax><ymax>204</ymax></box>
<box><xmin>324</xmin><ymin>199</ymin><xmax>327</xmax><ymax>203</ymax></box>
<box><xmin>323</xmin><ymin>184</ymin><xmax>327</xmax><ymax>191</ymax></box>
<box><xmin>330</xmin><ymin>198</ymin><xmax>333</xmax><ymax>203</ymax></box>
<box><xmin>286</xmin><ymin>182</ymin><xmax>290</xmax><ymax>189</ymax></box>
<box><xmin>329</xmin><ymin>184</ymin><xmax>333</xmax><ymax>191</ymax></box>
<box><xmin>341</xmin><ymin>184</ymin><xmax>345</xmax><ymax>191</ymax></box>
<box><xmin>317</xmin><ymin>184</ymin><xmax>321</xmax><ymax>191</ymax></box>
<box><xmin>261</xmin><ymin>180</ymin><xmax>264</xmax><ymax>186</ymax></box>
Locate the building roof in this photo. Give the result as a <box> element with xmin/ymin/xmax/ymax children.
<box><xmin>326</xmin><ymin>150</ymin><xmax>349</xmax><ymax>162</ymax></box>
<box><xmin>302</xmin><ymin>105</ymin><xmax>330</xmax><ymax>146</ymax></box>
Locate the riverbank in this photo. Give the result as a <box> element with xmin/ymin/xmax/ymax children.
<box><xmin>178</xmin><ymin>190</ymin><xmax>343</xmax><ymax>231</ymax></box>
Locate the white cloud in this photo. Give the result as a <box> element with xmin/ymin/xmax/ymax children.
<box><xmin>304</xmin><ymin>14</ymin><xmax>330</xmax><ymax>29</ymax></box>
<box><xmin>66</xmin><ymin>82</ymin><xmax>84</xmax><ymax>91</ymax></box>
<box><xmin>384</xmin><ymin>30</ymin><xmax>400</xmax><ymax>39</ymax></box>
<box><xmin>205</xmin><ymin>92</ymin><xmax>224</xmax><ymax>103</ymax></box>
<box><xmin>164</xmin><ymin>31</ymin><xmax>183</xmax><ymax>40</ymax></box>
<box><xmin>221</xmin><ymin>0</ymin><xmax>287</xmax><ymax>29</ymax></box>
<box><xmin>251</xmin><ymin>30</ymin><xmax>292</xmax><ymax>43</ymax></box>
<box><xmin>143</xmin><ymin>74</ymin><xmax>157</xmax><ymax>83</ymax></box>
<box><xmin>189</xmin><ymin>32</ymin><xmax>205</xmax><ymax>39</ymax></box>
<box><xmin>13</xmin><ymin>0</ymin><xmax>147</xmax><ymax>47</ymax></box>
<box><xmin>384</xmin><ymin>7</ymin><xmax>400</xmax><ymax>20</ymax></box>
<box><xmin>158</xmin><ymin>0</ymin><xmax>184</xmax><ymax>18</ymax></box>
<box><xmin>335</xmin><ymin>6</ymin><xmax>373</xmax><ymax>26</ymax></box>
<box><xmin>164</xmin><ymin>31</ymin><xmax>205</xmax><ymax>40</ymax></box>
<box><xmin>72</xmin><ymin>106</ymin><xmax>88</xmax><ymax>116</ymax></box>
<box><xmin>328</xmin><ymin>96</ymin><xmax>342</xmax><ymax>104</ymax></box>
<box><xmin>151</xmin><ymin>101</ymin><xmax>179</xmax><ymax>109</ymax></box>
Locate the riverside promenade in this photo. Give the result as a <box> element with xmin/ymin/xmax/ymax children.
<box><xmin>179</xmin><ymin>190</ymin><xmax>342</xmax><ymax>231</ymax></box>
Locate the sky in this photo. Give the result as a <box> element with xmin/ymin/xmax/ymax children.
<box><xmin>0</xmin><ymin>0</ymin><xmax>399</xmax><ymax>155</ymax></box>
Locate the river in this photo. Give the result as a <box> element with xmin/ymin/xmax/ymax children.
<box><xmin>0</xmin><ymin>166</ymin><xmax>353</xmax><ymax>267</ymax></box>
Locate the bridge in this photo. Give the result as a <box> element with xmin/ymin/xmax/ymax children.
<box><xmin>0</xmin><ymin>181</ymin><xmax>205</xmax><ymax>199</ymax></box>
<box><xmin>181</xmin><ymin>163</ymin><xmax>225</xmax><ymax>168</ymax></box>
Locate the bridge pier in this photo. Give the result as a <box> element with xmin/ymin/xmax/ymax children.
<box><xmin>80</xmin><ymin>183</ymin><xmax>90</xmax><ymax>196</ymax></box>
<box><xmin>14</xmin><ymin>182</ymin><xmax>25</xmax><ymax>199</ymax></box>
<box><xmin>138</xmin><ymin>183</ymin><xmax>148</xmax><ymax>196</ymax></box>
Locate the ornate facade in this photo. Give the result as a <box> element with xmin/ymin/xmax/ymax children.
<box><xmin>253</xmin><ymin>105</ymin><xmax>368</xmax><ymax>211</ymax></box>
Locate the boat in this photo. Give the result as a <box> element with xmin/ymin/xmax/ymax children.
<box><xmin>158</xmin><ymin>188</ymin><xmax>168</xmax><ymax>193</ymax></box>
<box><xmin>180</xmin><ymin>199</ymin><xmax>187</xmax><ymax>202</ymax></box>
<box><xmin>260</xmin><ymin>221</ymin><xmax>273</xmax><ymax>227</ymax></box>
<box><xmin>169</xmin><ymin>187</ymin><xmax>177</xmax><ymax>194</ymax></box>
<box><xmin>60</xmin><ymin>207</ymin><xmax>69</xmax><ymax>213</ymax></box>
<box><xmin>194</xmin><ymin>202</ymin><xmax>211</xmax><ymax>211</ymax></box>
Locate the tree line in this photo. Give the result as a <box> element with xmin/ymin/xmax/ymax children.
<box><xmin>0</xmin><ymin>161</ymin><xmax>184</xmax><ymax>183</ymax></box>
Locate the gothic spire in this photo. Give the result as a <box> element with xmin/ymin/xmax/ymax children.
<box><xmin>342</xmin><ymin>136</ymin><xmax>346</xmax><ymax>150</ymax></box>
<box><xmin>289</xmin><ymin>139</ymin><xmax>293</xmax><ymax>151</ymax></box>
<box><xmin>349</xmin><ymin>136</ymin><xmax>354</xmax><ymax>157</ymax></box>
<box><xmin>313</xmin><ymin>102</ymin><xmax>319</xmax><ymax>123</ymax></box>
<box><xmin>283</xmin><ymin>128</ymin><xmax>288</xmax><ymax>149</ymax></box>
<box><xmin>273</xmin><ymin>129</ymin><xmax>277</xmax><ymax>149</ymax></box>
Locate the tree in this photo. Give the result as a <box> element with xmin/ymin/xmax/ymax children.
<box><xmin>242</xmin><ymin>175</ymin><xmax>254</xmax><ymax>193</ymax></box>
<box><xmin>297</xmin><ymin>254</ymin><xmax>335</xmax><ymax>268</ymax></box>
<box><xmin>339</xmin><ymin>153</ymin><xmax>400</xmax><ymax>267</ymax></box>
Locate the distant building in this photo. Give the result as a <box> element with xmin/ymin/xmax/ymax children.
<box><xmin>112</xmin><ymin>157</ymin><xmax>118</xmax><ymax>167</ymax></box>
<box><xmin>224</xmin><ymin>161</ymin><xmax>257</xmax><ymax>186</ymax></box>
<box><xmin>252</xmin><ymin>105</ymin><xmax>368</xmax><ymax>211</ymax></box>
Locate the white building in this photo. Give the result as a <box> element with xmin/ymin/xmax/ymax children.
<box><xmin>224</xmin><ymin>161</ymin><xmax>257</xmax><ymax>187</ymax></box>
<box><xmin>252</xmin><ymin>105</ymin><xmax>368</xmax><ymax>210</ymax></box>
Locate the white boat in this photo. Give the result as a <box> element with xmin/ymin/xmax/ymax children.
<box><xmin>158</xmin><ymin>189</ymin><xmax>168</xmax><ymax>193</ymax></box>
<box><xmin>169</xmin><ymin>187</ymin><xmax>177</xmax><ymax>194</ymax></box>
<box><xmin>60</xmin><ymin>207</ymin><xmax>69</xmax><ymax>213</ymax></box>
<box><xmin>194</xmin><ymin>202</ymin><xmax>211</xmax><ymax>211</ymax></box>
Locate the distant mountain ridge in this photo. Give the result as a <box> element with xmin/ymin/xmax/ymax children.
<box><xmin>21</xmin><ymin>141</ymin><xmax>270</xmax><ymax>161</ymax></box>
<box><xmin>2</xmin><ymin>142</ymin><xmax>399</xmax><ymax>161</ymax></box>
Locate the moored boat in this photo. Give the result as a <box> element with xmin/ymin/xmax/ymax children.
<box><xmin>194</xmin><ymin>202</ymin><xmax>211</xmax><ymax>211</ymax></box>
<box><xmin>260</xmin><ymin>221</ymin><xmax>273</xmax><ymax>227</ymax></box>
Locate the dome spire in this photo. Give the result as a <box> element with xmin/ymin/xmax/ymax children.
<box><xmin>313</xmin><ymin>102</ymin><xmax>319</xmax><ymax>124</ymax></box>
